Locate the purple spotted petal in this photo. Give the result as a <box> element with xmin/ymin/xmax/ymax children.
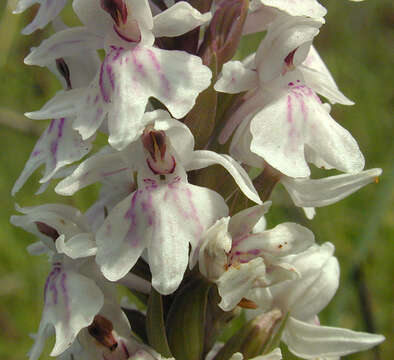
<box><xmin>12</xmin><ymin>117</ymin><xmax>93</xmax><ymax>195</ymax></box>
<box><xmin>74</xmin><ymin>45</ymin><xmax>212</xmax><ymax>150</ymax></box>
<box><xmin>30</xmin><ymin>263</ymin><xmax>103</xmax><ymax>359</ymax></box>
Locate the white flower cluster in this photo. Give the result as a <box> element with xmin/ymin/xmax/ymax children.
<box><xmin>12</xmin><ymin>1</ymin><xmax>383</xmax><ymax>360</ymax></box>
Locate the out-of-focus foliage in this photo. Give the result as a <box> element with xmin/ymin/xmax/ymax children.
<box><xmin>0</xmin><ymin>0</ymin><xmax>392</xmax><ymax>359</ymax></box>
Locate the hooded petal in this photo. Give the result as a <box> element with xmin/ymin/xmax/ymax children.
<box><xmin>185</xmin><ymin>150</ymin><xmax>261</xmax><ymax>204</ymax></box>
<box><xmin>281</xmin><ymin>168</ymin><xmax>382</xmax><ymax>208</ymax></box>
<box><xmin>55</xmin><ymin>234</ymin><xmax>98</xmax><ymax>259</ymax></box>
<box><xmin>153</xmin><ymin>2</ymin><xmax>211</xmax><ymax>38</ymax></box>
<box><xmin>24</xmin><ymin>27</ymin><xmax>103</xmax><ymax>66</ymax></box>
<box><xmin>73</xmin><ymin>0</ymin><xmax>113</xmax><ymax>36</ymax></box>
<box><xmin>214</xmin><ymin>61</ymin><xmax>259</xmax><ymax>94</ymax></box>
<box><xmin>284</xmin><ymin>316</ymin><xmax>385</xmax><ymax>358</ymax></box>
<box><xmin>255</xmin><ymin>15</ymin><xmax>323</xmax><ymax>84</ymax></box>
<box><xmin>12</xmin><ymin>118</ymin><xmax>93</xmax><ymax>195</ymax></box>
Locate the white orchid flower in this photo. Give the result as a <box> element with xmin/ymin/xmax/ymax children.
<box><xmin>12</xmin><ymin>45</ymin><xmax>100</xmax><ymax>195</ymax></box>
<box><xmin>247</xmin><ymin>243</ymin><xmax>385</xmax><ymax>359</ymax></box>
<box><xmin>11</xmin><ymin>204</ymin><xmax>108</xmax><ymax>360</ymax></box>
<box><xmin>25</xmin><ymin>0</ymin><xmax>213</xmax><ymax>150</ymax></box>
<box><xmin>199</xmin><ymin>202</ymin><xmax>315</xmax><ymax>311</ymax></box>
<box><xmin>55</xmin><ymin>110</ymin><xmax>260</xmax><ymax>295</ymax></box>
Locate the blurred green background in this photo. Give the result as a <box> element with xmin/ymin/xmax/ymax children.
<box><xmin>0</xmin><ymin>0</ymin><xmax>392</xmax><ymax>359</ymax></box>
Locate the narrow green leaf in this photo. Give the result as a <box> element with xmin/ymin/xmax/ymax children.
<box><xmin>146</xmin><ymin>289</ymin><xmax>172</xmax><ymax>357</ymax></box>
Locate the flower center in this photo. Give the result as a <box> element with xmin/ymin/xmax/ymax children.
<box><xmin>142</xmin><ymin>127</ymin><xmax>176</xmax><ymax>175</ymax></box>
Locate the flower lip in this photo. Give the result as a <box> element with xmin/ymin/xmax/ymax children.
<box><xmin>87</xmin><ymin>315</ymin><xmax>118</xmax><ymax>351</ymax></box>
<box><xmin>101</xmin><ymin>0</ymin><xmax>128</xmax><ymax>27</ymax></box>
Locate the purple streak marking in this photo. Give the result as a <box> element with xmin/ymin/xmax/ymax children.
<box><xmin>101</xmin><ymin>167</ymin><xmax>128</xmax><ymax>177</ymax></box>
<box><xmin>60</xmin><ymin>272</ymin><xmax>70</xmax><ymax>321</ymax></box>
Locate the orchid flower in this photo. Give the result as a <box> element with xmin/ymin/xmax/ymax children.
<box><xmin>13</xmin><ymin>0</ymin><xmax>68</xmax><ymax>35</ymax></box>
<box><xmin>24</xmin><ymin>0</ymin><xmax>213</xmax><ymax>150</ymax></box>
<box><xmin>243</xmin><ymin>0</ymin><xmax>327</xmax><ymax>35</ymax></box>
<box><xmin>215</xmin><ymin>19</ymin><xmax>364</xmax><ymax>177</ymax></box>
<box><xmin>54</xmin><ymin>110</ymin><xmax>261</xmax><ymax>294</ymax></box>
<box><xmin>199</xmin><ymin>202</ymin><xmax>315</xmax><ymax>311</ymax></box>
<box><xmin>12</xmin><ymin>44</ymin><xmax>101</xmax><ymax>195</ymax></box>
<box><xmin>10</xmin><ymin>204</ymin><xmax>107</xmax><ymax>359</ymax></box>
<box><xmin>247</xmin><ymin>243</ymin><xmax>385</xmax><ymax>359</ymax></box>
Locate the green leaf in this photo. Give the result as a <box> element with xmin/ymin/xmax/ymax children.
<box><xmin>166</xmin><ymin>278</ymin><xmax>212</xmax><ymax>360</ymax></box>
<box><xmin>146</xmin><ymin>289</ymin><xmax>172</xmax><ymax>357</ymax></box>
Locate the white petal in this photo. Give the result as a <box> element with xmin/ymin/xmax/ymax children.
<box><xmin>270</xmin><ymin>243</ymin><xmax>339</xmax><ymax>320</ymax></box>
<box><xmin>301</xmin><ymin>45</ymin><xmax>354</xmax><ymax>105</ymax></box>
<box><xmin>24</xmin><ymin>27</ymin><xmax>103</xmax><ymax>66</ymax></box>
<box><xmin>236</xmin><ymin>223</ymin><xmax>315</xmax><ymax>256</ymax></box>
<box><xmin>153</xmin><ymin>2</ymin><xmax>211</xmax><ymax>38</ymax></box>
<box><xmin>185</xmin><ymin>150</ymin><xmax>261</xmax><ymax>204</ymax></box>
<box><xmin>148</xmin><ymin>181</ymin><xmax>228</xmax><ymax>294</ymax></box>
<box><xmin>12</xmin><ymin>118</ymin><xmax>92</xmax><ymax>195</ymax></box>
<box><xmin>243</xmin><ymin>5</ymin><xmax>277</xmax><ymax>35</ymax></box>
<box><xmin>228</xmin><ymin>203</ymin><xmax>271</xmax><ymax>239</ymax></box>
<box><xmin>55</xmin><ymin>151</ymin><xmax>129</xmax><ymax>195</ymax></box>
<box><xmin>81</xmin><ymin>45</ymin><xmax>211</xmax><ymax>150</ymax></box>
<box><xmin>284</xmin><ymin>317</ymin><xmax>385</xmax><ymax>358</ymax></box>
<box><xmin>199</xmin><ymin>217</ymin><xmax>232</xmax><ymax>280</ymax></box>
<box><xmin>282</xmin><ymin>168</ymin><xmax>382</xmax><ymax>208</ymax></box>
<box><xmin>127</xmin><ymin>0</ymin><xmax>154</xmax><ymax>30</ymax></box>
<box><xmin>55</xmin><ymin>234</ymin><xmax>97</xmax><ymax>259</ymax></box>
<box><xmin>220</xmin><ymin>90</ymin><xmax>265</xmax><ymax>145</ymax></box>
<box><xmin>250</xmin><ymin>75</ymin><xmax>364</xmax><ymax>177</ymax></box>
<box><xmin>259</xmin><ymin>0</ymin><xmax>326</xmax><ymax>20</ymax></box>
<box><xmin>73</xmin><ymin>0</ymin><xmax>113</xmax><ymax>36</ymax></box>
<box><xmin>218</xmin><ymin>258</ymin><xmax>266</xmax><ymax>311</ymax></box>
<box><xmin>39</xmin><ymin>265</ymin><xmax>104</xmax><ymax>356</ymax></box>
<box><xmin>215</xmin><ymin>61</ymin><xmax>259</xmax><ymax>94</ymax></box>
<box><xmin>20</xmin><ymin>0</ymin><xmax>67</xmax><ymax>35</ymax></box>
<box><xmin>25</xmin><ymin>89</ymin><xmax>84</xmax><ymax>120</ymax></box>
<box><xmin>95</xmin><ymin>191</ymin><xmax>149</xmax><ymax>282</ymax></box>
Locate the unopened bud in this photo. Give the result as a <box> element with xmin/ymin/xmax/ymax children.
<box><xmin>213</xmin><ymin>309</ymin><xmax>283</xmax><ymax>360</ymax></box>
